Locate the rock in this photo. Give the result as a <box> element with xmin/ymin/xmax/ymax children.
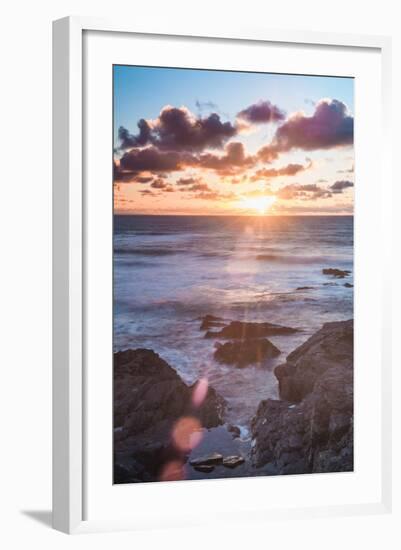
<box><xmin>193</xmin><ymin>464</ymin><xmax>215</xmax><ymax>473</ymax></box>
<box><xmin>199</xmin><ymin>314</ymin><xmax>226</xmax><ymax>331</ymax></box>
<box><xmin>251</xmin><ymin>320</ymin><xmax>353</xmax><ymax>475</ymax></box>
<box><xmin>205</xmin><ymin>320</ymin><xmax>297</xmax><ymax>339</ymax></box>
<box><xmin>222</xmin><ymin>455</ymin><xmax>245</xmax><ymax>468</ymax></box>
<box><xmin>227</xmin><ymin>424</ymin><xmax>241</xmax><ymax>438</ymax></box>
<box><xmin>296</xmin><ymin>286</ymin><xmax>314</xmax><ymax>291</ymax></box>
<box><xmin>274</xmin><ymin>319</ymin><xmax>353</xmax><ymax>402</ymax></box>
<box><xmin>113</xmin><ymin>349</ymin><xmax>226</xmax><ymax>482</ymax></box>
<box><xmin>189</xmin><ymin>452</ymin><xmax>223</xmax><ymax>466</ymax></box>
<box><xmin>322</xmin><ymin>268</ymin><xmax>351</xmax><ymax>278</ymax></box>
<box><xmin>214</xmin><ymin>338</ymin><xmax>281</xmax><ymax>367</ymax></box>
<box><xmin>344</xmin><ymin>282</ymin><xmax>353</xmax><ymax>288</ymax></box>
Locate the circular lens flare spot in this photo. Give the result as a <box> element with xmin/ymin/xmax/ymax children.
<box><xmin>192</xmin><ymin>378</ymin><xmax>208</xmax><ymax>408</ymax></box>
<box><xmin>159</xmin><ymin>460</ymin><xmax>185</xmax><ymax>482</ymax></box>
<box><xmin>172</xmin><ymin>416</ymin><xmax>203</xmax><ymax>452</ymax></box>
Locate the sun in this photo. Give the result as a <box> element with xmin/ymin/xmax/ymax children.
<box><xmin>237</xmin><ymin>195</ymin><xmax>277</xmax><ymax>215</ymax></box>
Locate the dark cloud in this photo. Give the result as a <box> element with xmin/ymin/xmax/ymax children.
<box><xmin>119</xmin><ymin>146</ymin><xmax>194</xmax><ymax>175</ymax></box>
<box><xmin>270</xmin><ymin>99</ymin><xmax>353</xmax><ymax>153</ymax></box>
<box><xmin>251</xmin><ymin>160</ymin><xmax>312</xmax><ymax>180</ymax></box>
<box><xmin>330</xmin><ymin>180</ymin><xmax>354</xmax><ymax>193</ymax></box>
<box><xmin>237</xmin><ymin>100</ymin><xmax>285</xmax><ymax>124</ymax></box>
<box><xmin>118</xmin><ymin>120</ymin><xmax>152</xmax><ymax>149</ymax></box>
<box><xmin>135</xmin><ymin>175</ymin><xmax>155</xmax><ymax>184</ymax></box>
<box><xmin>118</xmin><ymin>106</ymin><xmax>237</xmax><ymax>153</ymax></box>
<box><xmin>150</xmin><ymin>178</ymin><xmax>169</xmax><ymax>190</ymax></box>
<box><xmin>198</xmin><ymin>142</ymin><xmax>255</xmax><ymax>175</ymax></box>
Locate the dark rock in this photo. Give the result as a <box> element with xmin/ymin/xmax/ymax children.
<box><xmin>193</xmin><ymin>464</ymin><xmax>215</xmax><ymax>473</ymax></box>
<box><xmin>274</xmin><ymin>319</ymin><xmax>353</xmax><ymax>402</ymax></box>
<box><xmin>214</xmin><ymin>338</ymin><xmax>281</xmax><ymax>367</ymax></box>
<box><xmin>189</xmin><ymin>452</ymin><xmax>223</xmax><ymax>466</ymax></box>
<box><xmin>222</xmin><ymin>455</ymin><xmax>245</xmax><ymax>468</ymax></box>
<box><xmin>296</xmin><ymin>286</ymin><xmax>314</xmax><ymax>291</ymax></box>
<box><xmin>322</xmin><ymin>268</ymin><xmax>351</xmax><ymax>278</ymax></box>
<box><xmin>205</xmin><ymin>320</ymin><xmax>297</xmax><ymax>339</ymax></box>
<box><xmin>344</xmin><ymin>282</ymin><xmax>353</xmax><ymax>288</ymax></box>
<box><xmin>114</xmin><ymin>349</ymin><xmax>226</xmax><ymax>483</ymax></box>
<box><xmin>199</xmin><ymin>314</ymin><xmax>226</xmax><ymax>331</ymax></box>
<box><xmin>227</xmin><ymin>424</ymin><xmax>241</xmax><ymax>438</ymax></box>
<box><xmin>251</xmin><ymin>320</ymin><xmax>353</xmax><ymax>475</ymax></box>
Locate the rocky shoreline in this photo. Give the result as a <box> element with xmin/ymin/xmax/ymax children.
<box><xmin>114</xmin><ymin>317</ymin><xmax>353</xmax><ymax>483</ymax></box>
<box><xmin>114</xmin><ymin>348</ymin><xmax>226</xmax><ymax>483</ymax></box>
<box><xmin>251</xmin><ymin>319</ymin><xmax>353</xmax><ymax>474</ymax></box>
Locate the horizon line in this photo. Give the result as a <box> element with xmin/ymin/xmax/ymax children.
<box><xmin>114</xmin><ymin>212</ymin><xmax>354</xmax><ymax>217</ymax></box>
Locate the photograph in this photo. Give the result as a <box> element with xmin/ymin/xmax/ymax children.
<box><xmin>112</xmin><ymin>65</ymin><xmax>354</xmax><ymax>484</ymax></box>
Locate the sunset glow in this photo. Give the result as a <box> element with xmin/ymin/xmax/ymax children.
<box><xmin>236</xmin><ymin>195</ymin><xmax>277</xmax><ymax>215</ymax></box>
<box><xmin>114</xmin><ymin>66</ymin><xmax>354</xmax><ymax>215</ymax></box>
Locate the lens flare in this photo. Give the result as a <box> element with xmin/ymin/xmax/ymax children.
<box><xmin>192</xmin><ymin>377</ymin><xmax>208</xmax><ymax>408</ymax></box>
<box><xmin>159</xmin><ymin>460</ymin><xmax>185</xmax><ymax>482</ymax></box>
<box><xmin>171</xmin><ymin>416</ymin><xmax>203</xmax><ymax>452</ymax></box>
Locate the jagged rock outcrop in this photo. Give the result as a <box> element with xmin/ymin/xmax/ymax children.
<box><xmin>114</xmin><ymin>348</ymin><xmax>226</xmax><ymax>483</ymax></box>
<box><xmin>251</xmin><ymin>320</ymin><xmax>353</xmax><ymax>475</ymax></box>
<box><xmin>214</xmin><ymin>338</ymin><xmax>281</xmax><ymax>367</ymax></box>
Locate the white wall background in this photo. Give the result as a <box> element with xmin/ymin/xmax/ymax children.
<box><xmin>0</xmin><ymin>0</ymin><xmax>399</xmax><ymax>548</ymax></box>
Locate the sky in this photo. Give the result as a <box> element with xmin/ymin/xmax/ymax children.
<box><xmin>113</xmin><ymin>65</ymin><xmax>354</xmax><ymax>216</ymax></box>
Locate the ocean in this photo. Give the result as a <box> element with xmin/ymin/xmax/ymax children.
<box><xmin>113</xmin><ymin>214</ymin><xmax>353</xmax><ymax>443</ymax></box>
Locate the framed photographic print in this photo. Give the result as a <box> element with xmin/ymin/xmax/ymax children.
<box><xmin>52</xmin><ymin>17</ymin><xmax>392</xmax><ymax>533</ymax></box>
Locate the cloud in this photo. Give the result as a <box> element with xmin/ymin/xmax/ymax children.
<box><xmin>330</xmin><ymin>180</ymin><xmax>354</xmax><ymax>193</ymax></box>
<box><xmin>139</xmin><ymin>189</ymin><xmax>158</xmax><ymax>197</ymax></box>
<box><xmin>237</xmin><ymin>100</ymin><xmax>285</xmax><ymax>124</ymax></box>
<box><xmin>251</xmin><ymin>160</ymin><xmax>312</xmax><ymax>180</ymax></box>
<box><xmin>198</xmin><ymin>142</ymin><xmax>255</xmax><ymax>175</ymax></box>
<box><xmin>134</xmin><ymin>175</ymin><xmax>155</xmax><ymax>184</ymax></box>
<box><xmin>192</xmin><ymin>190</ymin><xmax>236</xmax><ymax>201</ymax></box>
<box><xmin>118</xmin><ymin>106</ymin><xmax>237</xmax><ymax>153</ymax></box>
<box><xmin>275</xmin><ymin>183</ymin><xmax>332</xmax><ymax>201</ymax></box>
<box><xmin>150</xmin><ymin>178</ymin><xmax>170</xmax><ymax>190</ymax></box>
<box><xmin>118</xmin><ymin>121</ymin><xmax>152</xmax><ymax>149</ymax></box>
<box><xmin>176</xmin><ymin>176</ymin><xmax>199</xmax><ymax>186</ymax></box>
<box><xmin>119</xmin><ymin>146</ymin><xmax>195</xmax><ymax>176</ymax></box>
<box><xmin>265</xmin><ymin>99</ymin><xmax>353</xmax><ymax>154</ymax></box>
<box><xmin>337</xmin><ymin>165</ymin><xmax>354</xmax><ymax>174</ymax></box>
<box><xmin>187</xmin><ymin>182</ymin><xmax>212</xmax><ymax>192</ymax></box>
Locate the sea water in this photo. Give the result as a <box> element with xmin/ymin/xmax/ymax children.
<box><xmin>113</xmin><ymin>215</ymin><xmax>353</xmax><ymax>430</ymax></box>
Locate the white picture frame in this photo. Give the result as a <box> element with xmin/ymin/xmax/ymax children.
<box><xmin>52</xmin><ymin>16</ymin><xmax>392</xmax><ymax>534</ymax></box>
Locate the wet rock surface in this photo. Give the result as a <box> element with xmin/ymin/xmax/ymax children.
<box><xmin>251</xmin><ymin>320</ymin><xmax>353</xmax><ymax>475</ymax></box>
<box><xmin>222</xmin><ymin>455</ymin><xmax>245</xmax><ymax>468</ymax></box>
<box><xmin>199</xmin><ymin>314</ymin><xmax>226</xmax><ymax>331</ymax></box>
<box><xmin>322</xmin><ymin>268</ymin><xmax>351</xmax><ymax>278</ymax></box>
<box><xmin>205</xmin><ymin>320</ymin><xmax>297</xmax><ymax>339</ymax></box>
<box><xmin>114</xmin><ymin>348</ymin><xmax>226</xmax><ymax>483</ymax></box>
<box><xmin>214</xmin><ymin>338</ymin><xmax>281</xmax><ymax>367</ymax></box>
<box><xmin>189</xmin><ymin>452</ymin><xmax>223</xmax><ymax>467</ymax></box>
